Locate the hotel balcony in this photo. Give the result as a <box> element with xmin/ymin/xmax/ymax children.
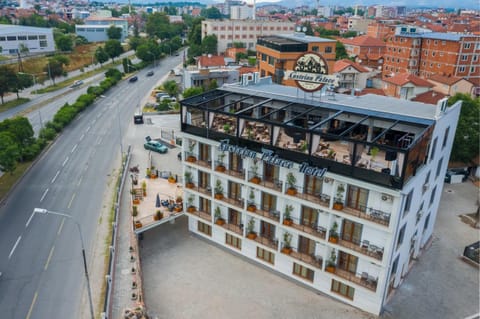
<box><xmin>336</xmin><ymin>238</ymin><xmax>384</xmax><ymax>262</ymax></box>
<box><xmin>185</xmin><ymin>183</ymin><xmax>212</xmax><ymax>197</ymax></box>
<box><xmin>187</xmin><ymin>208</ymin><xmax>212</xmax><ymax>222</ymax></box>
<box><xmin>249</xmin><ymin>234</ymin><xmax>279</xmax><ymax>250</ymax></box>
<box><xmin>330</xmin><ymin>267</ymin><xmax>378</xmax><ymax>292</ymax></box>
<box><xmin>248</xmin><ymin>204</ymin><xmax>280</xmax><ymax>223</ymax></box>
<box><xmin>221</xmin><ymin>222</ymin><xmax>243</xmax><ymax>235</ymax></box>
<box><xmin>247</xmin><ymin>171</ymin><xmax>283</xmax><ymax>192</ymax></box>
<box><xmin>181</xmin><ymin>88</ymin><xmax>435</xmax><ymax>190</ymax></box>
<box><xmin>284</xmin><ymin>184</ymin><xmax>330</xmax><ymax>208</ymax></box>
<box><xmin>336</xmin><ymin>204</ymin><xmax>391</xmax><ymax>227</ymax></box>
<box><xmin>283</xmin><ymin>216</ymin><xmax>327</xmax><ymax>240</ymax></box>
<box><xmin>287</xmin><ymin>247</ymin><xmax>323</xmax><ymax>269</ymax></box>
<box><xmin>184</xmin><ymin>152</ymin><xmax>212</xmax><ymax>170</ymax></box>
<box><xmin>218</xmin><ymin>195</ymin><xmax>244</xmax><ymax>210</ymax></box>
<box><xmin>214</xmin><ymin>160</ymin><xmax>245</xmax><ymax>179</ymax></box>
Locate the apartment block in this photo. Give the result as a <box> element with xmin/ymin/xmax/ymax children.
<box><xmin>201</xmin><ymin>19</ymin><xmax>295</xmax><ymax>53</ymax></box>
<box><xmin>75</xmin><ymin>16</ymin><xmax>129</xmax><ymax>43</ymax></box>
<box><xmin>256</xmin><ymin>33</ymin><xmax>336</xmax><ymax>87</ymax></box>
<box><xmin>382</xmin><ymin>25</ymin><xmax>480</xmax><ymax>83</ymax></box>
<box><xmin>179</xmin><ymin>75</ymin><xmax>461</xmax><ymax>315</ymax></box>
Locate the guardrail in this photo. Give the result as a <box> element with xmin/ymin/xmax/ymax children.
<box><xmin>102</xmin><ymin>145</ymin><xmax>131</xmax><ymax>319</ymax></box>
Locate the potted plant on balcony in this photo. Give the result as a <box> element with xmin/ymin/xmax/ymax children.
<box><xmin>184</xmin><ymin>171</ymin><xmax>194</xmax><ymax>188</ymax></box>
<box><xmin>326</xmin><ymin>250</ymin><xmax>337</xmax><ymax>273</ymax></box>
<box><xmin>214</xmin><ymin>207</ymin><xmax>225</xmax><ymax>225</ymax></box>
<box><xmin>333</xmin><ymin>184</ymin><xmax>345</xmax><ymax>210</ymax></box>
<box><xmin>214</xmin><ymin>180</ymin><xmax>224</xmax><ymax>200</ymax></box>
<box><xmin>141</xmin><ymin>181</ymin><xmax>147</xmax><ymax>196</ymax></box>
<box><xmin>215</xmin><ymin>152</ymin><xmax>226</xmax><ymax>172</ymax></box>
<box><xmin>168</xmin><ymin>174</ymin><xmax>176</xmax><ymax>184</ymax></box>
<box><xmin>153</xmin><ymin>210</ymin><xmax>163</xmax><ymax>221</ymax></box>
<box><xmin>247</xmin><ymin>127</ymin><xmax>254</xmax><ymax>140</ymax></box>
<box><xmin>187</xmin><ymin>195</ymin><xmax>196</xmax><ymax>213</ymax></box>
<box><xmin>283</xmin><ymin>204</ymin><xmax>294</xmax><ymax>226</ymax></box>
<box><xmin>281</xmin><ymin>231</ymin><xmax>293</xmax><ymax>254</ymax></box>
<box><xmin>146</xmin><ymin>167</ymin><xmax>151</xmax><ymax>178</ymax></box>
<box><xmin>223</xmin><ymin>123</ymin><xmax>232</xmax><ymax>134</ymax></box>
<box><xmin>246</xmin><ymin>217</ymin><xmax>257</xmax><ymax>239</ymax></box>
<box><xmin>186</xmin><ymin>141</ymin><xmax>197</xmax><ymax>162</ymax></box>
<box><xmin>300</xmin><ymin>141</ymin><xmax>309</xmax><ymax>153</ymax></box>
<box><xmin>286</xmin><ymin>172</ymin><xmax>297</xmax><ymax>196</ymax></box>
<box><xmin>134</xmin><ymin>221</ymin><xmax>142</xmax><ymax>229</ymax></box>
<box><xmin>247</xmin><ymin>189</ymin><xmax>256</xmax><ymax>212</ymax></box>
<box><xmin>249</xmin><ymin>161</ymin><xmax>261</xmax><ymax>184</ymax></box>
<box><xmin>328</xmin><ymin>221</ymin><xmax>339</xmax><ymax>243</ymax></box>
<box><xmin>132</xmin><ymin>205</ymin><xmax>138</xmax><ymax>217</ymax></box>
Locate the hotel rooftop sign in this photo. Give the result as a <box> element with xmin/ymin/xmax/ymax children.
<box><xmin>284</xmin><ymin>52</ymin><xmax>338</xmax><ymax>92</ymax></box>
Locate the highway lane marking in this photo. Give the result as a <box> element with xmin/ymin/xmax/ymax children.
<box><xmin>26</xmin><ymin>211</ymin><xmax>35</xmax><ymax>228</ymax></box>
<box><xmin>97</xmin><ymin>136</ymin><xmax>103</xmax><ymax>145</ymax></box>
<box><xmin>62</xmin><ymin>156</ymin><xmax>69</xmax><ymax>167</ymax></box>
<box><xmin>77</xmin><ymin>175</ymin><xmax>83</xmax><ymax>186</ymax></box>
<box><xmin>25</xmin><ymin>292</ymin><xmax>38</xmax><ymax>319</ymax></box>
<box><xmin>51</xmin><ymin>170</ymin><xmax>60</xmax><ymax>184</ymax></box>
<box><xmin>44</xmin><ymin>245</ymin><xmax>55</xmax><ymax>270</ymax></box>
<box><xmin>80</xmin><ymin>133</ymin><xmax>85</xmax><ymax>141</ymax></box>
<box><xmin>67</xmin><ymin>193</ymin><xmax>76</xmax><ymax>209</ymax></box>
<box><xmin>8</xmin><ymin>236</ymin><xmax>22</xmax><ymax>259</ymax></box>
<box><xmin>40</xmin><ymin>188</ymin><xmax>49</xmax><ymax>202</ymax></box>
<box><xmin>86</xmin><ymin>126</ymin><xmax>91</xmax><ymax>132</ymax></box>
<box><xmin>71</xmin><ymin>144</ymin><xmax>78</xmax><ymax>153</ymax></box>
<box><xmin>57</xmin><ymin>218</ymin><xmax>65</xmax><ymax>235</ymax></box>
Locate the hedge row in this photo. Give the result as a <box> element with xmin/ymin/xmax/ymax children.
<box><xmin>39</xmin><ymin>68</ymin><xmax>123</xmax><ymax>142</ymax></box>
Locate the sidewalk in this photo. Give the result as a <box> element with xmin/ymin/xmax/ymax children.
<box><xmin>2</xmin><ymin>50</ymin><xmax>136</xmax><ymax>104</ymax></box>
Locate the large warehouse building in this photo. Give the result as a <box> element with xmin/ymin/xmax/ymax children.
<box><xmin>0</xmin><ymin>25</ymin><xmax>55</xmax><ymax>56</ymax></box>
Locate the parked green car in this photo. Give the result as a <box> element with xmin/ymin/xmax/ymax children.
<box><xmin>144</xmin><ymin>140</ymin><xmax>168</xmax><ymax>154</ymax></box>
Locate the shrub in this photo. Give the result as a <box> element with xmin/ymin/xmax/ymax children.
<box><xmin>77</xmin><ymin>93</ymin><xmax>95</xmax><ymax>106</ymax></box>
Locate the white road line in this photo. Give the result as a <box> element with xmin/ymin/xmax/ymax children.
<box><xmin>77</xmin><ymin>175</ymin><xmax>83</xmax><ymax>187</ymax></box>
<box><xmin>51</xmin><ymin>170</ymin><xmax>60</xmax><ymax>184</ymax></box>
<box><xmin>44</xmin><ymin>245</ymin><xmax>55</xmax><ymax>270</ymax></box>
<box><xmin>98</xmin><ymin>137</ymin><xmax>103</xmax><ymax>145</ymax></box>
<box><xmin>26</xmin><ymin>211</ymin><xmax>35</xmax><ymax>228</ymax></box>
<box><xmin>80</xmin><ymin>134</ymin><xmax>85</xmax><ymax>141</ymax></box>
<box><xmin>71</xmin><ymin>144</ymin><xmax>78</xmax><ymax>153</ymax></box>
<box><xmin>9</xmin><ymin>236</ymin><xmax>22</xmax><ymax>259</ymax></box>
<box><xmin>40</xmin><ymin>188</ymin><xmax>49</xmax><ymax>202</ymax></box>
<box><xmin>25</xmin><ymin>292</ymin><xmax>38</xmax><ymax>319</ymax></box>
<box><xmin>67</xmin><ymin>193</ymin><xmax>76</xmax><ymax>209</ymax></box>
<box><xmin>57</xmin><ymin>218</ymin><xmax>65</xmax><ymax>235</ymax></box>
<box><xmin>86</xmin><ymin>126</ymin><xmax>91</xmax><ymax>132</ymax></box>
<box><xmin>62</xmin><ymin>157</ymin><xmax>69</xmax><ymax>167</ymax></box>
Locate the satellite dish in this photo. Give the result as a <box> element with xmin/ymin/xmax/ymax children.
<box><xmin>296</xmin><ymin>26</ymin><xmax>301</xmax><ymax>32</ymax></box>
<box><xmin>302</xmin><ymin>26</ymin><xmax>307</xmax><ymax>32</ymax></box>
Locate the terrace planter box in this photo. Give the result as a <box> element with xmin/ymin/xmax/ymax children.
<box><xmin>215</xmin><ymin>165</ymin><xmax>226</xmax><ymax>172</ymax></box>
<box><xmin>286</xmin><ymin>188</ymin><xmax>297</xmax><ymax>196</ymax></box>
<box><xmin>283</xmin><ymin>219</ymin><xmax>293</xmax><ymax>226</ymax></box>
<box><xmin>250</xmin><ymin>176</ymin><xmax>261</xmax><ymax>184</ymax></box>
<box><xmin>187</xmin><ymin>156</ymin><xmax>197</xmax><ymax>163</ymax></box>
<box><xmin>247</xmin><ymin>205</ymin><xmax>256</xmax><ymax>212</ymax></box>
<box><xmin>215</xmin><ymin>193</ymin><xmax>224</xmax><ymax>200</ymax></box>
<box><xmin>247</xmin><ymin>232</ymin><xmax>257</xmax><ymax>240</ymax></box>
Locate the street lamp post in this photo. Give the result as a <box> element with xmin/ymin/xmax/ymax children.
<box><xmin>33</xmin><ymin>208</ymin><xmax>95</xmax><ymax>319</ymax></box>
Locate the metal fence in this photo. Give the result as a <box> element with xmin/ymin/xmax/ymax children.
<box><xmin>101</xmin><ymin>145</ymin><xmax>132</xmax><ymax>319</ymax></box>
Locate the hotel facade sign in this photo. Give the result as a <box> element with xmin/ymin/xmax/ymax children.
<box><xmin>284</xmin><ymin>52</ymin><xmax>338</xmax><ymax>92</ymax></box>
<box><xmin>219</xmin><ymin>140</ymin><xmax>327</xmax><ymax>178</ymax></box>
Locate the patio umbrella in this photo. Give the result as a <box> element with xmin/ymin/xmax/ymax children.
<box><xmin>155</xmin><ymin>193</ymin><xmax>161</xmax><ymax>208</ymax></box>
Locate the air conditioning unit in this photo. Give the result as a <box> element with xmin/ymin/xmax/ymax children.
<box><xmin>423</xmin><ymin>183</ymin><xmax>430</xmax><ymax>192</ymax></box>
<box><xmin>381</xmin><ymin>194</ymin><xmax>393</xmax><ymax>202</ymax></box>
<box><xmin>324</xmin><ymin>177</ymin><xmax>333</xmax><ymax>184</ymax></box>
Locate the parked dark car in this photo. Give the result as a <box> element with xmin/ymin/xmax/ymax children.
<box><xmin>129</xmin><ymin>76</ymin><xmax>138</xmax><ymax>83</ymax></box>
<box><xmin>146</xmin><ymin>70</ymin><xmax>154</xmax><ymax>76</ymax></box>
<box><xmin>445</xmin><ymin>168</ymin><xmax>469</xmax><ymax>183</ymax></box>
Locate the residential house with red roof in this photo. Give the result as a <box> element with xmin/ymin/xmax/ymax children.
<box><xmin>339</xmin><ymin>35</ymin><xmax>385</xmax><ymax>68</ymax></box>
<box><xmin>333</xmin><ymin>59</ymin><xmax>371</xmax><ymax>92</ymax></box>
<box><xmin>411</xmin><ymin>90</ymin><xmax>447</xmax><ymax>105</ymax></box>
<box><xmin>427</xmin><ymin>74</ymin><xmax>475</xmax><ymax>97</ymax></box>
<box><xmin>197</xmin><ymin>55</ymin><xmax>226</xmax><ymax>69</ymax></box>
<box><xmin>383</xmin><ymin>73</ymin><xmax>433</xmax><ymax>99</ymax></box>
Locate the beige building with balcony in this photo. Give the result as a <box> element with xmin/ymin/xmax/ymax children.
<box><xmin>178</xmin><ymin>75</ymin><xmax>461</xmax><ymax>315</ymax></box>
<box><xmin>201</xmin><ymin>19</ymin><xmax>296</xmax><ymax>54</ymax></box>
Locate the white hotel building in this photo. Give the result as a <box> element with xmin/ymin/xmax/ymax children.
<box><xmin>179</xmin><ymin>76</ymin><xmax>461</xmax><ymax>315</ymax></box>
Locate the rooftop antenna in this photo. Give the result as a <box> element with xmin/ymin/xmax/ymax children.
<box><xmin>253</xmin><ymin>0</ymin><xmax>256</xmax><ymax>20</ymax></box>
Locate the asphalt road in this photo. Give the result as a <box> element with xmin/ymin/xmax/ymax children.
<box><xmin>0</xmin><ymin>52</ymin><xmax>185</xmax><ymax>319</ymax></box>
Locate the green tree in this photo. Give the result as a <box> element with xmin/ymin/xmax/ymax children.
<box><xmin>233</xmin><ymin>42</ymin><xmax>245</xmax><ymax>48</ymax></box>
<box><xmin>95</xmin><ymin>46</ymin><xmax>109</xmax><ymax>65</ymax></box>
<box><xmin>129</xmin><ymin>36</ymin><xmax>146</xmax><ymax>51</ymax></box>
<box><xmin>74</xmin><ymin>35</ymin><xmax>89</xmax><ymax>46</ymax></box>
<box><xmin>12</xmin><ymin>73</ymin><xmax>34</xmax><ymax>99</ymax></box>
<box><xmin>136</xmin><ymin>41</ymin><xmax>161</xmax><ymax>63</ymax></box>
<box><xmin>0</xmin><ymin>117</ymin><xmax>34</xmax><ymax>161</ymax></box>
<box><xmin>163</xmin><ymin>80</ymin><xmax>178</xmax><ymax>97</ymax></box>
<box><xmin>235</xmin><ymin>52</ymin><xmax>248</xmax><ymax>62</ymax></box>
<box><xmin>55</xmin><ymin>34</ymin><xmax>73</xmax><ymax>51</ymax></box>
<box><xmin>335</xmin><ymin>41</ymin><xmax>349</xmax><ymax>60</ymax></box>
<box><xmin>146</xmin><ymin>12</ymin><xmax>173</xmax><ymax>40</ymax></box>
<box><xmin>207</xmin><ymin>79</ymin><xmax>218</xmax><ymax>91</ymax></box>
<box><xmin>200</xmin><ymin>7</ymin><xmax>222</xmax><ymax>19</ymax></box>
<box><xmin>202</xmin><ymin>35</ymin><xmax>217</xmax><ymax>55</ymax></box>
<box><xmin>183</xmin><ymin>87</ymin><xmax>204</xmax><ymax>98</ymax></box>
<box><xmin>187</xmin><ymin>18</ymin><xmax>203</xmax><ymax>46</ymax></box>
<box><xmin>448</xmin><ymin>94</ymin><xmax>480</xmax><ymax>163</ymax></box>
<box><xmin>107</xmin><ymin>25</ymin><xmax>122</xmax><ymax>40</ymax></box>
<box><xmin>45</xmin><ymin>55</ymin><xmax>69</xmax><ymax>85</ymax></box>
<box><xmin>0</xmin><ymin>132</ymin><xmax>19</xmax><ymax>174</ymax></box>
<box><xmin>342</xmin><ymin>31</ymin><xmax>358</xmax><ymax>38</ymax></box>
<box><xmin>104</xmin><ymin>40</ymin><xmax>123</xmax><ymax>62</ymax></box>
<box><xmin>0</xmin><ymin>66</ymin><xmax>17</xmax><ymax>104</ymax></box>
